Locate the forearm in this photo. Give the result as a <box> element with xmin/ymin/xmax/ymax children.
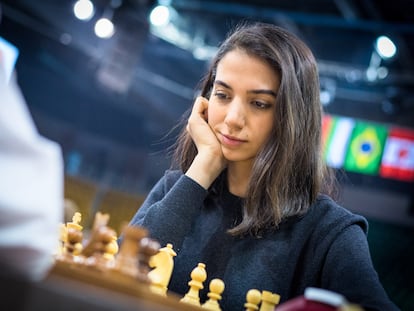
<box><xmin>185</xmin><ymin>96</ymin><xmax>227</xmax><ymax>190</ymax></box>
<box><xmin>185</xmin><ymin>153</ymin><xmax>224</xmax><ymax>190</ymax></box>
<box><xmin>0</xmin><ymin>134</ymin><xmax>63</xmax><ymax>281</ymax></box>
<box><xmin>0</xmin><ymin>76</ymin><xmax>64</xmax><ymax>281</ymax></box>
<box><xmin>321</xmin><ymin>226</ymin><xmax>399</xmax><ymax>311</ymax></box>
<box><xmin>130</xmin><ymin>173</ymin><xmax>208</xmax><ymax>249</ymax></box>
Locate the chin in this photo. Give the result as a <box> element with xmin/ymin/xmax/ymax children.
<box><xmin>222</xmin><ymin>152</ymin><xmax>246</xmax><ymax>163</ymax></box>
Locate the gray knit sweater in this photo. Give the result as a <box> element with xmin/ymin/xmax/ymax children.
<box><xmin>129</xmin><ymin>170</ymin><xmax>399</xmax><ymax>311</ymax></box>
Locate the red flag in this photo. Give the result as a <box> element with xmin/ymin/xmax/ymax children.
<box><xmin>380</xmin><ymin>127</ymin><xmax>414</xmax><ymax>182</ymax></box>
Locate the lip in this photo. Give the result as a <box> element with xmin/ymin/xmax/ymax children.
<box><xmin>220</xmin><ymin>133</ymin><xmax>246</xmax><ymax>147</ymax></box>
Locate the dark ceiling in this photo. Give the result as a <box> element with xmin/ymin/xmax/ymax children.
<box><xmin>1</xmin><ymin>0</ymin><xmax>414</xmax><ymax>193</ymax></box>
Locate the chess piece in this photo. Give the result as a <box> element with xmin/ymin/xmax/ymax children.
<box><xmin>65</xmin><ymin>225</ymin><xmax>83</xmax><ymax>256</ymax></box>
<box><xmin>148</xmin><ymin>243</ymin><xmax>177</xmax><ymax>296</ymax></box>
<box><xmin>103</xmin><ymin>235</ymin><xmax>119</xmax><ymax>264</ymax></box>
<box><xmin>56</xmin><ymin>223</ymin><xmax>67</xmax><ymax>257</ymax></box>
<box><xmin>201</xmin><ymin>278</ymin><xmax>225</xmax><ymax>311</ymax></box>
<box><xmin>102</xmin><ymin>233</ymin><xmax>119</xmax><ymax>269</ymax></box>
<box><xmin>259</xmin><ymin>290</ymin><xmax>280</xmax><ymax>311</ymax></box>
<box><xmin>339</xmin><ymin>304</ymin><xmax>365</xmax><ymax>311</ymax></box>
<box><xmin>180</xmin><ymin>262</ymin><xmax>207</xmax><ymax>306</ymax></box>
<box><xmin>62</xmin><ymin>211</ymin><xmax>84</xmax><ymax>262</ymax></box>
<box><xmin>70</xmin><ymin>212</ymin><xmax>82</xmax><ymax>228</ymax></box>
<box><xmin>114</xmin><ymin>225</ymin><xmax>148</xmax><ymax>278</ymax></box>
<box><xmin>244</xmin><ymin>289</ymin><xmax>262</xmax><ymax>311</ymax></box>
<box><xmin>137</xmin><ymin>236</ymin><xmax>160</xmax><ymax>282</ymax></box>
<box><xmin>82</xmin><ymin>212</ymin><xmax>116</xmax><ymax>269</ymax></box>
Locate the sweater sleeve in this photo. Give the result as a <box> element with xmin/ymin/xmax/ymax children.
<box><xmin>321</xmin><ymin>224</ymin><xmax>400</xmax><ymax>311</ymax></box>
<box><xmin>129</xmin><ymin>170</ymin><xmax>208</xmax><ymax>249</ymax></box>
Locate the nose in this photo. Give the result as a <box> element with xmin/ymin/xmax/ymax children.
<box><xmin>224</xmin><ymin>99</ymin><xmax>245</xmax><ymax>130</ymax></box>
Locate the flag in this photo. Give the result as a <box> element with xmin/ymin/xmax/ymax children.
<box><xmin>344</xmin><ymin>121</ymin><xmax>388</xmax><ymax>175</ymax></box>
<box><xmin>380</xmin><ymin>127</ymin><xmax>414</xmax><ymax>182</ymax></box>
<box><xmin>322</xmin><ymin>115</ymin><xmax>355</xmax><ymax>168</ymax></box>
<box><xmin>321</xmin><ymin>114</ymin><xmax>332</xmax><ymax>149</ymax></box>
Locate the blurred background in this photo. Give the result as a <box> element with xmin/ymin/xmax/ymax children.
<box><xmin>0</xmin><ymin>0</ymin><xmax>413</xmax><ymax>309</ymax></box>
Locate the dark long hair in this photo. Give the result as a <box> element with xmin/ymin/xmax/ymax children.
<box><xmin>172</xmin><ymin>22</ymin><xmax>337</xmax><ymax>236</ymax></box>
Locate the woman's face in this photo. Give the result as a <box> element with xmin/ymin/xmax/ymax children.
<box><xmin>208</xmin><ymin>49</ymin><xmax>280</xmax><ymax>166</ymax></box>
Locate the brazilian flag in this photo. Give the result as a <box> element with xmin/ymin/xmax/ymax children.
<box><xmin>344</xmin><ymin>121</ymin><xmax>388</xmax><ymax>175</ymax></box>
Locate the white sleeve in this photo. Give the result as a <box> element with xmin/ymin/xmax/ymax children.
<box><xmin>0</xmin><ymin>74</ymin><xmax>64</xmax><ymax>281</ymax></box>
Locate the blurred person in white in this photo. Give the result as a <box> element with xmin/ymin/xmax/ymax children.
<box><xmin>0</xmin><ymin>35</ymin><xmax>64</xmax><ymax>281</ymax></box>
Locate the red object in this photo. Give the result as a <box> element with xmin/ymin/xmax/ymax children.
<box><xmin>380</xmin><ymin>127</ymin><xmax>414</xmax><ymax>182</ymax></box>
<box><xmin>276</xmin><ymin>288</ymin><xmax>345</xmax><ymax>311</ymax></box>
<box><xmin>276</xmin><ymin>296</ymin><xmax>337</xmax><ymax>311</ymax></box>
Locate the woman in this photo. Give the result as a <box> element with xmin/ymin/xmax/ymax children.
<box><xmin>128</xmin><ymin>22</ymin><xmax>398</xmax><ymax>311</ymax></box>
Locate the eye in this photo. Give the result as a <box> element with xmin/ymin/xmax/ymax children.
<box><xmin>252</xmin><ymin>100</ymin><xmax>272</xmax><ymax>109</ymax></box>
<box><xmin>214</xmin><ymin>91</ymin><xmax>230</xmax><ymax>100</ymax></box>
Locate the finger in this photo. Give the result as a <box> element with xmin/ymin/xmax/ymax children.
<box><xmin>193</xmin><ymin>96</ymin><xmax>209</xmax><ymax>118</ymax></box>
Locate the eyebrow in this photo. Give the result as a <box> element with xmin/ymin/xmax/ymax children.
<box><xmin>214</xmin><ymin>80</ymin><xmax>277</xmax><ymax>98</ymax></box>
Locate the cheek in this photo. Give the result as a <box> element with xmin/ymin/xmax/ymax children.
<box><xmin>206</xmin><ymin>102</ymin><xmax>223</xmax><ymax>126</ymax></box>
<box><xmin>256</xmin><ymin>116</ymin><xmax>274</xmax><ymax>142</ymax></box>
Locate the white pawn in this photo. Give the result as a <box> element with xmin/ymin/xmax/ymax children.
<box><xmin>201</xmin><ymin>278</ymin><xmax>225</xmax><ymax>311</ymax></box>
<box><xmin>244</xmin><ymin>289</ymin><xmax>262</xmax><ymax>311</ymax></box>
<box><xmin>180</xmin><ymin>263</ymin><xmax>207</xmax><ymax>306</ymax></box>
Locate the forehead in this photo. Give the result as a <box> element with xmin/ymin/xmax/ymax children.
<box><xmin>215</xmin><ymin>49</ymin><xmax>280</xmax><ymax>90</ymax></box>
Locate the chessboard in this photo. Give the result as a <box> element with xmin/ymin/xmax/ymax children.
<box><xmin>48</xmin><ymin>211</ymin><xmax>281</xmax><ymax>311</ymax></box>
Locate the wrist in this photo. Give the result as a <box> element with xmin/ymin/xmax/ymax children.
<box><xmin>185</xmin><ymin>153</ymin><xmax>224</xmax><ymax>189</ymax></box>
